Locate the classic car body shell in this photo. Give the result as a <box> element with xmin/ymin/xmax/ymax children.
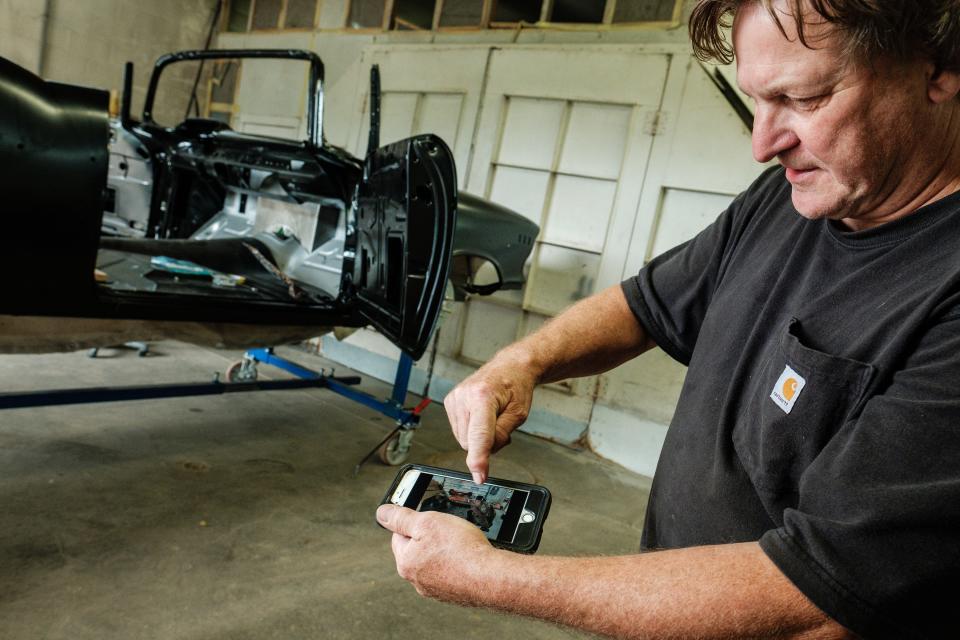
<box><xmin>0</xmin><ymin>54</ymin><xmax>457</xmax><ymax>359</ymax></box>
<box><xmin>0</xmin><ymin>48</ymin><xmax>537</xmax><ymax>359</ymax></box>
<box><xmin>114</xmin><ymin>49</ymin><xmax>537</xmax><ymax>300</ymax></box>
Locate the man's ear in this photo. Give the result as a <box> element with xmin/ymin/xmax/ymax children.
<box><xmin>929</xmin><ymin>65</ymin><xmax>960</xmax><ymax>104</ymax></box>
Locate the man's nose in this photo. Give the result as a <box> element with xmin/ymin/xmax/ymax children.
<box><xmin>751</xmin><ymin>105</ymin><xmax>799</xmax><ymax>163</ymax></box>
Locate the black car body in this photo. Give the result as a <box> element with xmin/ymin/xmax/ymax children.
<box><xmin>0</xmin><ymin>50</ymin><xmax>538</xmax><ymax>359</ymax></box>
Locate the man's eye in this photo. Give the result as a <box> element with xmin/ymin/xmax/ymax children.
<box><xmin>789</xmin><ymin>95</ymin><xmax>826</xmax><ymax>109</ymax></box>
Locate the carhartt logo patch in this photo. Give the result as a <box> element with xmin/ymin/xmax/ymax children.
<box><xmin>770</xmin><ymin>365</ymin><xmax>805</xmax><ymax>414</ymax></box>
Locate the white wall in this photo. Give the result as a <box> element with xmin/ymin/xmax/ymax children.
<box><xmin>0</xmin><ymin>0</ymin><xmax>46</xmax><ymax>73</ymax></box>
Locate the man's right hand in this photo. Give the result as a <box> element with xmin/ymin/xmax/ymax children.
<box><xmin>444</xmin><ymin>286</ymin><xmax>653</xmax><ymax>484</ymax></box>
<box><xmin>443</xmin><ymin>354</ymin><xmax>537</xmax><ymax>484</ymax></box>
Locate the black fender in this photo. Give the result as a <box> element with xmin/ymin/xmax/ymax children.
<box><xmin>0</xmin><ymin>56</ymin><xmax>109</xmax><ymax>308</ymax></box>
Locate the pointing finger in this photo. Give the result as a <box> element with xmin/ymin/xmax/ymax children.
<box><xmin>465</xmin><ymin>401</ymin><xmax>496</xmax><ymax>484</ymax></box>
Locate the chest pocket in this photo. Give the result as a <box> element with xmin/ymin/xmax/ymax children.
<box><xmin>733</xmin><ymin>318</ymin><xmax>875</xmax><ymax>523</ymax></box>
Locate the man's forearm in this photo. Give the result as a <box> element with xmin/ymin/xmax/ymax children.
<box><xmin>497</xmin><ymin>284</ymin><xmax>656</xmax><ymax>385</ymax></box>
<box><xmin>467</xmin><ymin>542</ymin><xmax>851</xmax><ymax>640</ymax></box>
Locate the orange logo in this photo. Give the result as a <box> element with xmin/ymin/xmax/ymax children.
<box><xmin>782</xmin><ymin>378</ymin><xmax>798</xmax><ymax>401</ymax></box>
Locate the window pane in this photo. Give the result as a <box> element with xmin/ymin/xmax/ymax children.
<box><xmin>285</xmin><ymin>0</ymin><xmax>318</xmax><ymax>27</ymax></box>
<box><xmin>542</xmin><ymin>175</ymin><xmax>617</xmax><ymax>253</ymax></box>
<box><xmin>393</xmin><ymin>0</ymin><xmax>435</xmax><ymax>29</ymax></box>
<box><xmin>251</xmin><ymin>0</ymin><xmax>283</xmax><ymax>29</ymax></box>
<box><xmin>438</xmin><ymin>0</ymin><xmax>482</xmax><ymax>27</ymax></box>
<box><xmin>549</xmin><ymin>0</ymin><xmax>604</xmax><ymax>23</ymax></box>
<box><xmin>492</xmin><ymin>0</ymin><xmax>540</xmax><ymax>22</ymax></box>
<box><xmin>226</xmin><ymin>0</ymin><xmax>251</xmax><ymax>31</ymax></box>
<box><xmin>612</xmin><ymin>0</ymin><xmax>675</xmax><ymax>22</ymax></box>
<box><xmin>558</xmin><ymin>101</ymin><xmax>631</xmax><ymax>180</ymax></box>
<box><xmin>489</xmin><ymin>165</ymin><xmax>550</xmax><ymax>225</ymax></box>
<box><xmin>348</xmin><ymin>0</ymin><xmax>386</xmax><ymax>27</ymax></box>
<box><xmin>497</xmin><ymin>96</ymin><xmax>564</xmax><ymax>170</ymax></box>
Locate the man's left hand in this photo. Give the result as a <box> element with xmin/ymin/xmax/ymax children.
<box><xmin>377</xmin><ymin>504</ymin><xmax>498</xmax><ymax>602</ymax></box>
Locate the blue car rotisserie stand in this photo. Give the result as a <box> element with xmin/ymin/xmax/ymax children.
<box><xmin>0</xmin><ymin>347</ymin><xmax>429</xmax><ymax>471</ymax></box>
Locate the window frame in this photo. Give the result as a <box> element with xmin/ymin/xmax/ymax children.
<box><xmin>223</xmin><ymin>0</ymin><xmax>321</xmax><ymax>32</ymax></box>
<box><xmin>221</xmin><ymin>0</ymin><xmax>683</xmax><ymax>33</ymax></box>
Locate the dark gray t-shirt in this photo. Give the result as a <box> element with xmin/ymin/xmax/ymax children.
<box><xmin>622</xmin><ymin>166</ymin><xmax>960</xmax><ymax>640</ymax></box>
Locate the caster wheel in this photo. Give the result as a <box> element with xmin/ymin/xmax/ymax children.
<box><xmin>377</xmin><ymin>434</ymin><xmax>411</xmax><ymax>466</ymax></box>
<box><xmin>226</xmin><ymin>358</ymin><xmax>258</xmax><ymax>383</ymax></box>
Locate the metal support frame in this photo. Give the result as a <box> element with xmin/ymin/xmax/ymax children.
<box><xmin>244</xmin><ymin>348</ymin><xmax>420</xmax><ymax>425</ymax></box>
<box><xmin>0</xmin><ymin>346</ymin><xmax>429</xmax><ymax>472</ymax></box>
<box><xmin>0</xmin><ymin>371</ymin><xmax>343</xmax><ymax>409</ymax></box>
<box><xmin>242</xmin><ymin>348</ymin><xmax>427</xmax><ymax>473</ymax></box>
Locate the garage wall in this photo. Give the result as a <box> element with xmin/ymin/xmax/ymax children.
<box><xmin>0</xmin><ymin>0</ymin><xmax>47</xmax><ymax>73</ymax></box>
<box><xmin>216</xmin><ymin>3</ymin><xmax>761</xmax><ymax>478</ymax></box>
<box><xmin>0</xmin><ymin>0</ymin><xmax>218</xmax><ymax>117</ymax></box>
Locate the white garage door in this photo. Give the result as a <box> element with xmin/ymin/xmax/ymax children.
<box><xmin>460</xmin><ymin>47</ymin><xmax>669</xmax><ymax>378</ymax></box>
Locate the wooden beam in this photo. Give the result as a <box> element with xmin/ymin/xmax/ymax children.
<box><xmin>383</xmin><ymin>0</ymin><xmax>396</xmax><ymax>30</ymax></box>
<box><xmin>482</xmin><ymin>0</ymin><xmax>495</xmax><ymax>27</ymax></box>
<box><xmin>602</xmin><ymin>0</ymin><xmax>616</xmax><ymax>25</ymax></box>
<box><xmin>540</xmin><ymin>0</ymin><xmax>553</xmax><ymax>23</ymax></box>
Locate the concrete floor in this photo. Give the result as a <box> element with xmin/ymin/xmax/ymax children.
<box><xmin>0</xmin><ymin>341</ymin><xmax>651</xmax><ymax>639</ymax></box>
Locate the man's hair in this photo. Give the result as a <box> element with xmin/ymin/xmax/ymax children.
<box><xmin>689</xmin><ymin>0</ymin><xmax>960</xmax><ymax>73</ymax></box>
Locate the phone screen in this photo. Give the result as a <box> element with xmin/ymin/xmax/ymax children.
<box><xmin>395</xmin><ymin>471</ymin><xmax>530</xmax><ymax>544</ymax></box>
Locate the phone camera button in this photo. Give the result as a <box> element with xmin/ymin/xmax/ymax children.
<box><xmin>520</xmin><ymin>511</ymin><xmax>535</xmax><ymax>524</ymax></box>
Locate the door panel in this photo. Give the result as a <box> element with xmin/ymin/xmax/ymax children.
<box><xmin>347</xmin><ymin>134</ymin><xmax>458</xmax><ymax>360</ymax></box>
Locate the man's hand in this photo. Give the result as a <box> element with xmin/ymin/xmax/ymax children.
<box><xmin>442</xmin><ymin>286</ymin><xmax>653</xmax><ymax>484</ymax></box>
<box><xmin>376</xmin><ymin>504</ymin><xmax>499</xmax><ymax>602</ymax></box>
<box><xmin>377</xmin><ymin>511</ymin><xmax>853</xmax><ymax>640</ymax></box>
<box><xmin>443</xmin><ymin>355</ymin><xmax>537</xmax><ymax>483</ymax></box>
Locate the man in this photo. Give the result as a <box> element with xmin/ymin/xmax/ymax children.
<box><xmin>377</xmin><ymin>1</ymin><xmax>960</xmax><ymax>637</ymax></box>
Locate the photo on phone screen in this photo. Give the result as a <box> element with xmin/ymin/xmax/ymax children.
<box><xmin>394</xmin><ymin>470</ymin><xmax>530</xmax><ymax>545</ymax></box>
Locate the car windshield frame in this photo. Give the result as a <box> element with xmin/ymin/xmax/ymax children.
<box><xmin>141</xmin><ymin>49</ymin><xmax>325</xmax><ymax>147</ymax></box>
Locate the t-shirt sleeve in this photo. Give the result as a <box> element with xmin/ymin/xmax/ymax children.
<box><xmin>759</xmin><ymin>310</ymin><xmax>960</xmax><ymax>639</ymax></box>
<box><xmin>620</xmin><ymin>189</ymin><xmax>750</xmax><ymax>366</ymax></box>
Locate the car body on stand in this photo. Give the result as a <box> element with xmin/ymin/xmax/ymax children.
<box><xmin>0</xmin><ymin>50</ymin><xmax>538</xmax><ymax>360</ymax></box>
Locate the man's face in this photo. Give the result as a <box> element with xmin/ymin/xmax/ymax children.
<box><xmin>734</xmin><ymin>2</ymin><xmax>943</xmax><ymax>228</ymax></box>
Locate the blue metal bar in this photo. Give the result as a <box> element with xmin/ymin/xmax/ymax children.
<box><xmin>324</xmin><ymin>377</ymin><xmax>414</xmax><ymax>423</ymax></box>
<box><xmin>391</xmin><ymin>353</ymin><xmax>414</xmax><ymax>406</ymax></box>
<box><xmin>0</xmin><ymin>346</ymin><xmax>422</xmax><ymax>432</ymax></box>
<box><xmin>247</xmin><ymin>348</ymin><xmax>322</xmax><ymax>380</ymax></box>
<box><xmin>0</xmin><ymin>377</ymin><xmax>331</xmax><ymax>410</ymax></box>
<box><xmin>246</xmin><ymin>348</ymin><xmax>420</xmax><ymax>426</ymax></box>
